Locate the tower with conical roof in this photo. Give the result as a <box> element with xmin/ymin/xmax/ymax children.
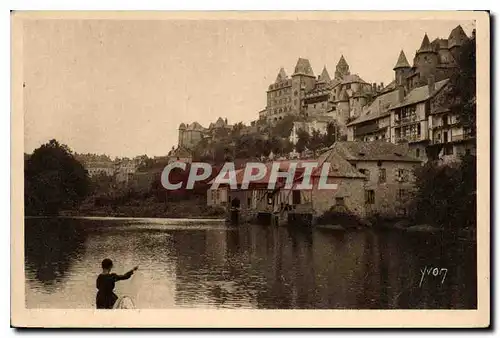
<box><xmin>291</xmin><ymin>57</ymin><xmax>316</xmax><ymax>115</ymax></box>
<box><xmin>414</xmin><ymin>33</ymin><xmax>438</xmax><ymax>77</ymax></box>
<box><xmin>334</xmin><ymin>55</ymin><xmax>350</xmax><ymax>79</ymax></box>
<box><xmin>318</xmin><ymin>66</ymin><xmax>331</xmax><ymax>83</ymax></box>
<box><xmin>393</xmin><ymin>50</ymin><xmax>411</xmax><ymax>86</ymax></box>
<box><xmin>448</xmin><ymin>25</ymin><xmax>470</xmax><ymax>59</ymax></box>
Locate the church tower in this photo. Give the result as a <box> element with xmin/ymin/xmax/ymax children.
<box><xmin>334</xmin><ymin>55</ymin><xmax>350</xmax><ymax>79</ymax></box>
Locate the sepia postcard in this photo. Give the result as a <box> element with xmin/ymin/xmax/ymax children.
<box><xmin>11</xmin><ymin>10</ymin><xmax>490</xmax><ymax>328</ymax></box>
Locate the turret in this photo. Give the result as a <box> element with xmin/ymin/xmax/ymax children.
<box><xmin>393</xmin><ymin>50</ymin><xmax>411</xmax><ymax>86</ymax></box>
<box><xmin>414</xmin><ymin>33</ymin><xmax>438</xmax><ymax>82</ymax></box>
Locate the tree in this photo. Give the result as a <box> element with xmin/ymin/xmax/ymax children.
<box><xmin>411</xmin><ymin>154</ymin><xmax>476</xmax><ymax>232</ymax></box>
<box><xmin>271</xmin><ymin>115</ymin><xmax>298</xmax><ymax>138</ymax></box>
<box><xmin>324</xmin><ymin>122</ymin><xmax>338</xmax><ymax>147</ymax></box>
<box><xmin>446</xmin><ymin>35</ymin><xmax>476</xmax><ymax>135</ymax></box>
<box><xmin>25</xmin><ymin>139</ymin><xmax>90</xmax><ymax>215</ymax></box>
<box><xmin>295</xmin><ymin>129</ymin><xmax>310</xmax><ymax>154</ymax></box>
<box><xmin>309</xmin><ymin>129</ymin><xmax>324</xmax><ymax>156</ymax></box>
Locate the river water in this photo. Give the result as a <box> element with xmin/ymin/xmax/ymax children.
<box><xmin>24</xmin><ymin>217</ymin><xmax>477</xmax><ymax>309</ymax></box>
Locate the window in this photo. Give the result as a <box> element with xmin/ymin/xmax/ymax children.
<box><xmin>292</xmin><ymin>190</ymin><xmax>301</xmax><ymax>205</ymax></box>
<box><xmin>359</xmin><ymin>169</ymin><xmax>370</xmax><ymax>180</ymax></box>
<box><xmin>335</xmin><ymin>197</ymin><xmax>345</xmax><ymax>206</ymax></box>
<box><xmin>444</xmin><ymin>145</ymin><xmax>454</xmax><ymax>155</ymax></box>
<box><xmin>398</xmin><ymin>189</ymin><xmax>408</xmax><ymax>201</ymax></box>
<box><xmin>397</xmin><ymin>169</ymin><xmax>409</xmax><ymax>182</ymax></box>
<box><xmin>416</xmin><ymin>148</ymin><xmax>420</xmax><ymax>158</ymax></box>
<box><xmin>247</xmin><ymin>197</ymin><xmax>251</xmax><ymax>207</ymax></box>
<box><xmin>346</xmin><ymin>84</ymin><xmax>351</xmax><ymax>89</ymax></box>
<box><xmin>378</xmin><ymin>168</ymin><xmax>387</xmax><ymax>183</ymax></box>
<box><xmin>465</xmin><ymin>148</ymin><xmax>471</xmax><ymax>156</ymax></box>
<box><xmin>365</xmin><ymin>190</ymin><xmax>375</xmax><ymax>205</ymax></box>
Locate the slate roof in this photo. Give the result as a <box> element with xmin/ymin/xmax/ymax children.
<box><xmin>418</xmin><ymin>34</ymin><xmax>435</xmax><ymax>54</ymax></box>
<box><xmin>292</xmin><ymin>58</ymin><xmax>315</xmax><ymax>77</ymax></box>
<box><xmin>331</xmin><ymin>141</ymin><xmax>421</xmax><ymax>162</ymax></box>
<box><xmin>341</xmin><ymin>74</ymin><xmax>367</xmax><ymax>84</ymax></box>
<box><xmin>316</xmin><ymin>149</ymin><xmax>367</xmax><ymax>178</ymax></box>
<box><xmin>318</xmin><ymin>66</ymin><xmax>331</xmax><ymax>82</ymax></box>
<box><xmin>275</xmin><ymin>67</ymin><xmax>288</xmax><ymax>83</ymax></box>
<box><xmin>347</xmin><ymin>89</ymin><xmax>399</xmax><ymax>126</ymax></box>
<box><xmin>390</xmin><ymin>79</ymin><xmax>449</xmax><ymax>110</ymax></box>
<box><xmin>393</xmin><ymin>50</ymin><xmax>411</xmax><ymax>69</ymax></box>
<box><xmin>448</xmin><ymin>25</ymin><xmax>469</xmax><ymax>48</ymax></box>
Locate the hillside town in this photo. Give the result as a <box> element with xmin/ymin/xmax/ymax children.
<box><xmin>36</xmin><ymin>25</ymin><xmax>476</xmax><ymax>230</ymax></box>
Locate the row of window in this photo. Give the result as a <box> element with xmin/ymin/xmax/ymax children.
<box><xmin>270</xmin><ymin>88</ymin><xmax>292</xmax><ymax>97</ymax></box>
<box><xmin>336</xmin><ymin>188</ymin><xmax>410</xmax><ymax>207</ymax></box>
<box><xmin>269</xmin><ymin>97</ymin><xmax>292</xmax><ymax>105</ymax></box>
<box><xmin>357</xmin><ymin>168</ymin><xmax>410</xmax><ymax>183</ymax></box>
<box><xmin>270</xmin><ymin>106</ymin><xmax>292</xmax><ymax>114</ymax></box>
<box><xmin>269</xmin><ymin>80</ymin><xmax>292</xmax><ymax>90</ymax></box>
<box><xmin>364</xmin><ymin>189</ymin><xmax>409</xmax><ymax>205</ymax></box>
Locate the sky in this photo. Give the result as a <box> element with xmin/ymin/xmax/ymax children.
<box><xmin>23</xmin><ymin>18</ymin><xmax>475</xmax><ymax>158</ymax></box>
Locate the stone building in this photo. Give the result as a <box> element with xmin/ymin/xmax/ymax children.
<box><xmin>347</xmin><ymin>25</ymin><xmax>475</xmax><ymax>163</ymax></box>
<box><xmin>177</xmin><ymin>117</ymin><xmax>232</xmax><ymax>150</ymax></box>
<box><xmin>324</xmin><ymin>141</ymin><xmax>421</xmax><ymax>218</ymax></box>
<box><xmin>262</xmin><ymin>56</ymin><xmax>377</xmax><ymax>136</ymax></box>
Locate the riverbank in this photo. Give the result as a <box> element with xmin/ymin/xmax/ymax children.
<box><xmin>59</xmin><ymin>197</ymin><xmax>226</xmax><ymax>219</ymax></box>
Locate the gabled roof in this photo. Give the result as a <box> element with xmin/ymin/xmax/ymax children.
<box><xmin>390</xmin><ymin>79</ymin><xmax>449</xmax><ymax>110</ymax></box>
<box><xmin>292</xmin><ymin>58</ymin><xmax>315</xmax><ymax>77</ymax></box>
<box><xmin>331</xmin><ymin>141</ymin><xmax>421</xmax><ymax>162</ymax></box>
<box><xmin>316</xmin><ymin>149</ymin><xmax>367</xmax><ymax>179</ymax></box>
<box><xmin>393</xmin><ymin>50</ymin><xmax>411</xmax><ymax>69</ymax></box>
<box><xmin>347</xmin><ymin>89</ymin><xmax>399</xmax><ymax>126</ymax></box>
<box><xmin>341</xmin><ymin>74</ymin><xmax>367</xmax><ymax>84</ymax></box>
<box><xmin>448</xmin><ymin>25</ymin><xmax>469</xmax><ymax>48</ymax></box>
<box><xmin>188</xmin><ymin>122</ymin><xmax>205</xmax><ymax>131</ymax></box>
<box><xmin>275</xmin><ymin>67</ymin><xmax>288</xmax><ymax>83</ymax></box>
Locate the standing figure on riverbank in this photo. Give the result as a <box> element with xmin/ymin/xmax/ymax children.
<box><xmin>96</xmin><ymin>258</ymin><xmax>138</xmax><ymax>309</ymax></box>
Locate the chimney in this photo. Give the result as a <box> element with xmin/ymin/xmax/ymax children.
<box><xmin>380</xmin><ymin>82</ymin><xmax>384</xmax><ymax>89</ymax></box>
<box><xmin>427</xmin><ymin>75</ymin><xmax>435</xmax><ymax>94</ymax></box>
<box><xmin>398</xmin><ymin>86</ymin><xmax>405</xmax><ymax>103</ymax></box>
<box><xmin>372</xmin><ymin>83</ymin><xmax>377</xmax><ymax>91</ymax></box>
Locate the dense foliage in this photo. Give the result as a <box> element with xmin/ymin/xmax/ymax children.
<box><xmin>25</xmin><ymin>139</ymin><xmax>90</xmax><ymax>215</ymax></box>
<box><xmin>412</xmin><ymin>154</ymin><xmax>476</xmax><ymax>231</ymax></box>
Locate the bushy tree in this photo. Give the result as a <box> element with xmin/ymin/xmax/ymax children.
<box><xmin>412</xmin><ymin>154</ymin><xmax>476</xmax><ymax>231</ymax></box>
<box><xmin>447</xmin><ymin>35</ymin><xmax>476</xmax><ymax>135</ymax></box>
<box><xmin>25</xmin><ymin>139</ymin><xmax>90</xmax><ymax>215</ymax></box>
<box><xmin>295</xmin><ymin>129</ymin><xmax>310</xmax><ymax>154</ymax></box>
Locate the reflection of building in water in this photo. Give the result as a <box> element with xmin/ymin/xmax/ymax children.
<box><xmin>311</xmin><ymin>230</ymin><xmax>368</xmax><ymax>308</ymax></box>
<box><xmin>172</xmin><ymin>229</ymin><xmax>255</xmax><ymax>308</ymax></box>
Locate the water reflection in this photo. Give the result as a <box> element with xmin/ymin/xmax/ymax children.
<box><xmin>24</xmin><ymin>218</ymin><xmax>477</xmax><ymax>309</ymax></box>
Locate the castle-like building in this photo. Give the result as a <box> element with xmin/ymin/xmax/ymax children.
<box><xmin>262</xmin><ymin>55</ymin><xmax>381</xmax><ymax>137</ymax></box>
<box><xmin>177</xmin><ymin>117</ymin><xmax>232</xmax><ymax>150</ymax></box>
<box><xmin>347</xmin><ymin>25</ymin><xmax>475</xmax><ymax>163</ymax></box>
